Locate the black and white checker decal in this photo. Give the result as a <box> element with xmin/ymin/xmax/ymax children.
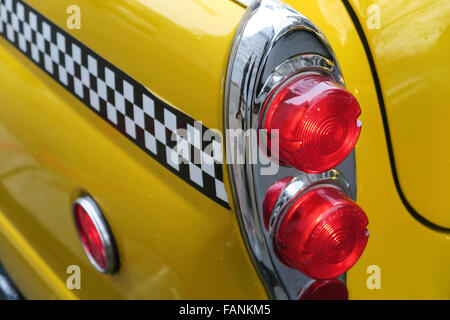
<box><xmin>0</xmin><ymin>0</ymin><xmax>230</xmax><ymax>208</ymax></box>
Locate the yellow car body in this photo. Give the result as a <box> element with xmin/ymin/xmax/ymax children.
<box><xmin>0</xmin><ymin>0</ymin><xmax>448</xmax><ymax>299</ymax></box>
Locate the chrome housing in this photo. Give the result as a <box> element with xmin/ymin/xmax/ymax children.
<box><xmin>0</xmin><ymin>263</ymin><xmax>23</xmax><ymax>300</ymax></box>
<box><xmin>224</xmin><ymin>0</ymin><xmax>357</xmax><ymax>299</ymax></box>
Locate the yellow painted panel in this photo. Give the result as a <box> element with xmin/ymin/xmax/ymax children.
<box><xmin>0</xmin><ymin>0</ymin><xmax>266</xmax><ymax>299</ymax></box>
<box><xmin>283</xmin><ymin>0</ymin><xmax>450</xmax><ymax>299</ymax></box>
<box><xmin>349</xmin><ymin>0</ymin><xmax>450</xmax><ymax>228</ymax></box>
<box><xmin>0</xmin><ymin>0</ymin><xmax>448</xmax><ymax>300</ymax></box>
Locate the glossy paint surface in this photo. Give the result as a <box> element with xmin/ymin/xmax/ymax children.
<box><xmin>0</xmin><ymin>0</ymin><xmax>448</xmax><ymax>300</ymax></box>
<box><xmin>0</xmin><ymin>0</ymin><xmax>265</xmax><ymax>299</ymax></box>
<box><xmin>349</xmin><ymin>0</ymin><xmax>450</xmax><ymax>228</ymax></box>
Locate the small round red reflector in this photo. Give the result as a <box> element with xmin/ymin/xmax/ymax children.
<box><xmin>74</xmin><ymin>203</ymin><xmax>107</xmax><ymax>271</ymax></box>
<box><xmin>261</xmin><ymin>74</ymin><xmax>361</xmax><ymax>173</ymax></box>
<box><xmin>275</xmin><ymin>185</ymin><xmax>368</xmax><ymax>279</ymax></box>
<box><xmin>73</xmin><ymin>196</ymin><xmax>118</xmax><ymax>273</ymax></box>
<box><xmin>298</xmin><ymin>279</ymin><xmax>348</xmax><ymax>300</ymax></box>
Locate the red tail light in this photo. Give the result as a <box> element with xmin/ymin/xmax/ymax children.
<box><xmin>264</xmin><ymin>183</ymin><xmax>368</xmax><ymax>280</ymax></box>
<box><xmin>261</xmin><ymin>74</ymin><xmax>361</xmax><ymax>173</ymax></box>
<box><xmin>74</xmin><ymin>203</ymin><xmax>107</xmax><ymax>271</ymax></box>
<box><xmin>298</xmin><ymin>279</ymin><xmax>348</xmax><ymax>300</ymax></box>
<box><xmin>262</xmin><ymin>176</ymin><xmax>292</xmax><ymax>229</ymax></box>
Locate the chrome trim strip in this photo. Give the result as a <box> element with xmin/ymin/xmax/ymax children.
<box><xmin>73</xmin><ymin>196</ymin><xmax>119</xmax><ymax>274</ymax></box>
<box><xmin>224</xmin><ymin>0</ymin><xmax>353</xmax><ymax>299</ymax></box>
<box><xmin>0</xmin><ymin>263</ymin><xmax>23</xmax><ymax>300</ymax></box>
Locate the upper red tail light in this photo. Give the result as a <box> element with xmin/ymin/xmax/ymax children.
<box><xmin>275</xmin><ymin>185</ymin><xmax>368</xmax><ymax>279</ymax></box>
<box><xmin>261</xmin><ymin>74</ymin><xmax>361</xmax><ymax>173</ymax></box>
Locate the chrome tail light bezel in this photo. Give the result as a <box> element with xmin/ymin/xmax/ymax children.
<box><xmin>224</xmin><ymin>0</ymin><xmax>358</xmax><ymax>299</ymax></box>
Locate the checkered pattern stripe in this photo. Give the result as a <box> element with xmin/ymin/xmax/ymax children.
<box><xmin>0</xmin><ymin>0</ymin><xmax>230</xmax><ymax>208</ymax></box>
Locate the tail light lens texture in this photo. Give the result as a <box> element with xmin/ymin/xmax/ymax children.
<box><xmin>275</xmin><ymin>185</ymin><xmax>368</xmax><ymax>279</ymax></box>
<box><xmin>263</xmin><ymin>180</ymin><xmax>369</xmax><ymax>280</ymax></box>
<box><xmin>261</xmin><ymin>74</ymin><xmax>361</xmax><ymax>173</ymax></box>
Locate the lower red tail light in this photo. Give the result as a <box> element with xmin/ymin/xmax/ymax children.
<box><xmin>266</xmin><ymin>184</ymin><xmax>368</xmax><ymax>280</ymax></box>
<box><xmin>298</xmin><ymin>279</ymin><xmax>348</xmax><ymax>300</ymax></box>
<box><xmin>74</xmin><ymin>203</ymin><xmax>107</xmax><ymax>271</ymax></box>
<box><xmin>261</xmin><ymin>74</ymin><xmax>361</xmax><ymax>173</ymax></box>
<box><xmin>262</xmin><ymin>176</ymin><xmax>293</xmax><ymax>229</ymax></box>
